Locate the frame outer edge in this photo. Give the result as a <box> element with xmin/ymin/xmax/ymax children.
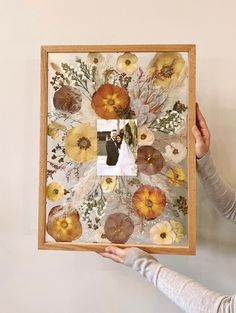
<box><xmin>38</xmin><ymin>46</ymin><xmax>48</xmax><ymax>249</ymax></box>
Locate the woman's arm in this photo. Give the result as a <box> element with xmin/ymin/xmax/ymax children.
<box><xmin>192</xmin><ymin>104</ymin><xmax>236</xmax><ymax>222</ymax></box>
<box><xmin>197</xmin><ymin>152</ymin><xmax>236</xmax><ymax>222</ymax></box>
<box><xmin>101</xmin><ymin>247</ymin><xmax>236</xmax><ymax>313</ymax></box>
<box><xmin>100</xmin><ymin>105</ymin><xmax>236</xmax><ymax>313</ymax></box>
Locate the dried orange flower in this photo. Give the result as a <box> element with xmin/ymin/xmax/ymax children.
<box><xmin>91</xmin><ymin>83</ymin><xmax>130</xmax><ymax>119</ymax></box>
<box><xmin>47</xmin><ymin>206</ymin><xmax>82</xmax><ymax>242</ymax></box>
<box><xmin>132</xmin><ymin>185</ymin><xmax>166</xmax><ymax>220</ymax></box>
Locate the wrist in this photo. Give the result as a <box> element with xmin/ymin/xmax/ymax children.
<box><xmin>196</xmin><ymin>148</ymin><xmax>210</xmax><ymax>159</ymax></box>
<box><xmin>196</xmin><ymin>150</ymin><xmax>212</xmax><ymax>169</ymax></box>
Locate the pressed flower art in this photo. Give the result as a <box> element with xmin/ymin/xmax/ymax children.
<box><xmin>39</xmin><ymin>45</ymin><xmax>196</xmax><ymax>255</ymax></box>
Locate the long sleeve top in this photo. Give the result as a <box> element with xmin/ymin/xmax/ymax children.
<box><xmin>124</xmin><ymin>152</ymin><xmax>236</xmax><ymax>313</ymax></box>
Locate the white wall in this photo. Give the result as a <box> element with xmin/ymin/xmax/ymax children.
<box><xmin>1</xmin><ymin>1</ymin><xmax>236</xmax><ymax>312</ymax></box>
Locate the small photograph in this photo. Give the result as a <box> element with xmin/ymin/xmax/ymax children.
<box><xmin>97</xmin><ymin>119</ymin><xmax>138</xmax><ymax>176</ymax></box>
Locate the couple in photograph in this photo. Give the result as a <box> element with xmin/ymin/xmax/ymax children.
<box><xmin>105</xmin><ymin>129</ymin><xmax>136</xmax><ymax>176</ymax></box>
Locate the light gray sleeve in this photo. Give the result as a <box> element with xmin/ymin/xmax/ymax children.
<box><xmin>197</xmin><ymin>151</ymin><xmax>236</xmax><ymax>222</ymax></box>
<box><xmin>124</xmin><ymin>248</ymin><xmax>236</xmax><ymax>313</ymax></box>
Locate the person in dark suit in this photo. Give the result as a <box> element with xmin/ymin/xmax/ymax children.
<box><xmin>106</xmin><ymin>130</ymin><xmax>119</xmax><ymax>165</ymax></box>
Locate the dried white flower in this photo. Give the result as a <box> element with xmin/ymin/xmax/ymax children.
<box><xmin>163</xmin><ymin>142</ymin><xmax>187</xmax><ymax>163</ymax></box>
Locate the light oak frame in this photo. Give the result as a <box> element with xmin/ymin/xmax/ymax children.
<box><xmin>39</xmin><ymin>44</ymin><xmax>196</xmax><ymax>254</ymax></box>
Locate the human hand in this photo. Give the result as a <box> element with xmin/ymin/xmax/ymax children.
<box><xmin>99</xmin><ymin>246</ymin><xmax>129</xmax><ymax>263</ymax></box>
<box><xmin>192</xmin><ymin>103</ymin><xmax>210</xmax><ymax>159</ymax></box>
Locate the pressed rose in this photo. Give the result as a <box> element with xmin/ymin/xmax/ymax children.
<box><xmin>148</xmin><ymin>52</ymin><xmax>186</xmax><ymax>89</ymax></box>
<box><xmin>166</xmin><ymin>167</ymin><xmax>186</xmax><ymax>187</ymax></box>
<box><xmin>101</xmin><ymin>176</ymin><xmax>119</xmax><ymax>193</ymax></box>
<box><xmin>138</xmin><ymin>126</ymin><xmax>155</xmax><ymax>146</ymax></box>
<box><xmin>163</xmin><ymin>142</ymin><xmax>187</xmax><ymax>163</ymax></box>
<box><xmin>104</xmin><ymin>213</ymin><xmax>134</xmax><ymax>244</ymax></box>
<box><xmin>65</xmin><ymin>124</ymin><xmax>97</xmax><ymax>163</ymax></box>
<box><xmin>132</xmin><ymin>185</ymin><xmax>166</xmax><ymax>220</ymax></box>
<box><xmin>53</xmin><ymin>85</ymin><xmax>82</xmax><ymax>114</ymax></box>
<box><xmin>137</xmin><ymin>146</ymin><xmax>165</xmax><ymax>175</ymax></box>
<box><xmin>170</xmin><ymin>220</ymin><xmax>185</xmax><ymax>243</ymax></box>
<box><xmin>116</xmin><ymin>52</ymin><xmax>138</xmax><ymax>75</ymax></box>
<box><xmin>46</xmin><ymin>182</ymin><xmax>65</xmax><ymax>202</ymax></box>
<box><xmin>150</xmin><ymin>221</ymin><xmax>176</xmax><ymax>244</ymax></box>
<box><xmin>47</xmin><ymin>206</ymin><xmax>82</xmax><ymax>242</ymax></box>
<box><xmin>91</xmin><ymin>83</ymin><xmax>130</xmax><ymax>119</ymax></box>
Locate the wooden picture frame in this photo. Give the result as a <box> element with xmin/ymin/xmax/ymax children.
<box><xmin>39</xmin><ymin>45</ymin><xmax>196</xmax><ymax>254</ymax></box>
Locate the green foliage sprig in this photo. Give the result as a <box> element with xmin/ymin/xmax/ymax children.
<box><xmin>50</xmin><ymin>72</ymin><xmax>70</xmax><ymax>91</ymax></box>
<box><xmin>79</xmin><ymin>187</ymin><xmax>107</xmax><ymax>230</ymax></box>
<box><xmin>61</xmin><ymin>62</ymin><xmax>90</xmax><ymax>94</ymax></box>
<box><xmin>104</xmin><ymin>68</ymin><xmax>132</xmax><ymax>89</ymax></box>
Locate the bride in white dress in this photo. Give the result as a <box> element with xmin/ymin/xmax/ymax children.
<box><xmin>114</xmin><ymin>135</ymin><xmax>137</xmax><ymax>176</ymax></box>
